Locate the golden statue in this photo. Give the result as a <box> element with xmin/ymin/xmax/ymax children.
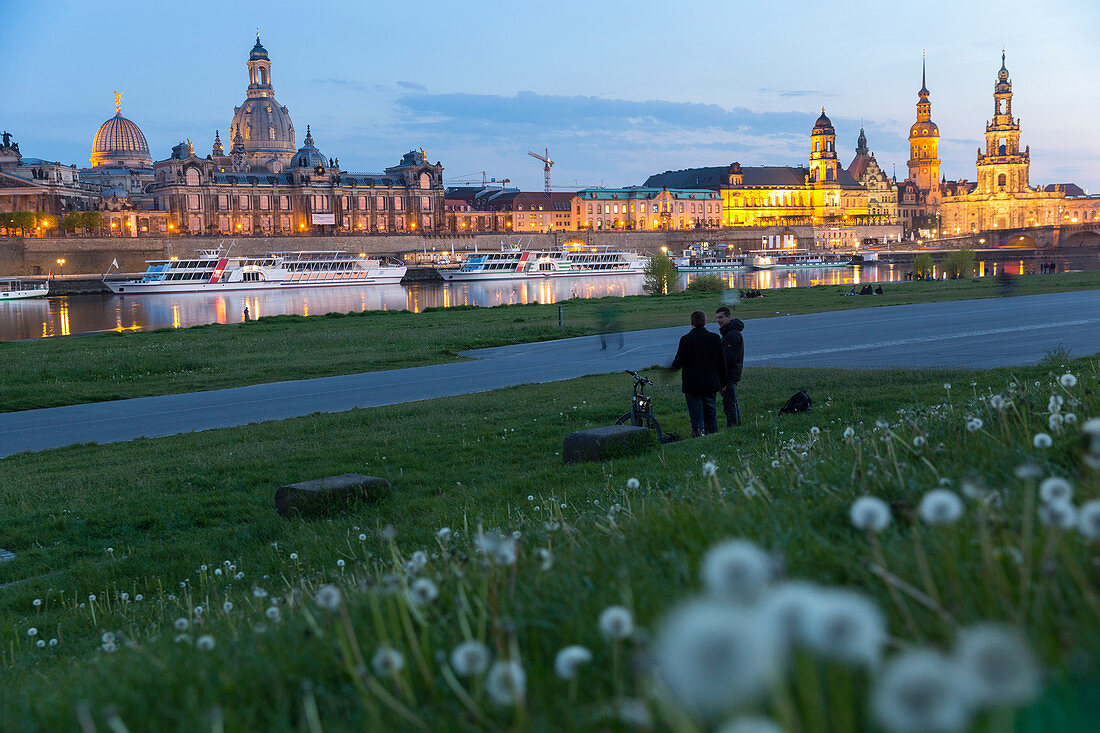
<box><xmin>114</xmin><ymin>90</ymin><xmax>123</xmax><ymax>114</ymax></box>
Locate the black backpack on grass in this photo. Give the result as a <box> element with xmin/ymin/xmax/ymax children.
<box><xmin>779</xmin><ymin>390</ymin><xmax>812</xmax><ymax>415</ymax></box>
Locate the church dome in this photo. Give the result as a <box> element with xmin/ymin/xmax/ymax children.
<box><xmin>91</xmin><ymin>105</ymin><xmax>151</xmax><ymax>168</ymax></box>
<box><xmin>812</xmin><ymin>108</ymin><xmax>834</xmax><ymax>135</ymax></box>
<box><xmin>909</xmin><ymin>120</ymin><xmax>940</xmax><ymax>137</ymax></box>
<box><xmin>290</xmin><ymin>126</ymin><xmax>326</xmax><ymax>169</ymax></box>
<box><xmin>230</xmin><ymin>37</ymin><xmax>295</xmax><ymax>171</ymax></box>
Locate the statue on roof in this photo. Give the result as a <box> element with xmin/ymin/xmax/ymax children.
<box><xmin>114</xmin><ymin>90</ymin><xmax>123</xmax><ymax>114</ymax></box>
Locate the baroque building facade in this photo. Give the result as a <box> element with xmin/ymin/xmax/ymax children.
<box><xmin>846</xmin><ymin>127</ymin><xmax>897</xmax><ymax>223</ymax></box>
<box><xmin>148</xmin><ymin>37</ymin><xmax>445</xmax><ymax>236</ymax></box>
<box><xmin>643</xmin><ymin>109</ymin><xmax>874</xmax><ymax>229</ymax></box>
<box><xmin>940</xmin><ymin>54</ymin><xmax>1098</xmax><ymax>235</ymax></box>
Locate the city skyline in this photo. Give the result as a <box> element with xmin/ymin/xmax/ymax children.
<box><xmin>3</xmin><ymin>0</ymin><xmax>1099</xmax><ymax>191</ymax></box>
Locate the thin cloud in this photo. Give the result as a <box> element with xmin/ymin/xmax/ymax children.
<box><xmin>396</xmin><ymin>80</ymin><xmax>427</xmax><ymax>92</ymax></box>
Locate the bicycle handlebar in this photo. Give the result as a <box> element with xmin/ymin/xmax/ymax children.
<box><xmin>625</xmin><ymin>370</ymin><xmax>652</xmax><ymax>385</ymax></box>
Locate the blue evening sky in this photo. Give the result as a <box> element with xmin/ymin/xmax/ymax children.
<box><xmin>2</xmin><ymin>0</ymin><xmax>1098</xmax><ymax>191</ymax></box>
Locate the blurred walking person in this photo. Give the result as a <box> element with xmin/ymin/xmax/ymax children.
<box><xmin>669</xmin><ymin>310</ymin><xmax>727</xmax><ymax>437</ymax></box>
<box><xmin>715</xmin><ymin>306</ymin><xmax>744</xmax><ymax>427</ymax></box>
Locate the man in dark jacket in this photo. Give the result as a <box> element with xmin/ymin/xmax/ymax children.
<box><xmin>669</xmin><ymin>310</ymin><xmax>727</xmax><ymax>437</ymax></box>
<box><xmin>715</xmin><ymin>306</ymin><xmax>744</xmax><ymax>427</ymax></box>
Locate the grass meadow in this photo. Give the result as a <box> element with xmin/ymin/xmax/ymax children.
<box><xmin>2</xmin><ymin>353</ymin><xmax>1099</xmax><ymax>731</ymax></box>
<box><xmin>2</xmin><ymin>271</ymin><xmax>1098</xmax><ymax>412</ymax></box>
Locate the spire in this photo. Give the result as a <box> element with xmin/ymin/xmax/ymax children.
<box><xmin>304</xmin><ymin>124</ymin><xmax>314</xmax><ymax>147</ymax></box>
<box><xmin>212</xmin><ymin>129</ymin><xmax>224</xmax><ymax>157</ymax></box>
<box><xmin>856</xmin><ymin>126</ymin><xmax>868</xmax><ymax>155</ymax></box>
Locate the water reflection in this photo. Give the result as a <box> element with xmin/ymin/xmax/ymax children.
<box><xmin>0</xmin><ymin>262</ymin><xmax>1042</xmax><ymax>341</ymax></box>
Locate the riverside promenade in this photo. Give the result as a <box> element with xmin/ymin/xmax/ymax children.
<box><xmin>2</xmin><ymin>290</ymin><xmax>1099</xmax><ymax>458</ymax></box>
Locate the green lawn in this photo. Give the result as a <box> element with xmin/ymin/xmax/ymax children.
<box><xmin>2</xmin><ymin>355</ymin><xmax>1098</xmax><ymax>730</ymax></box>
<box><xmin>1</xmin><ymin>271</ymin><xmax>1098</xmax><ymax>413</ymax></box>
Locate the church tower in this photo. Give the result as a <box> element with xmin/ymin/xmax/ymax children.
<box><xmin>809</xmin><ymin>108</ymin><xmax>839</xmax><ymax>184</ymax></box>
<box><xmin>907</xmin><ymin>55</ymin><xmax>941</xmax><ymax>200</ymax></box>
<box><xmin>976</xmin><ymin>51</ymin><xmax>1030</xmax><ymax>195</ymax></box>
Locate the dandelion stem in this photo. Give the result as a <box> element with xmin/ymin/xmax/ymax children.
<box><xmin>910</xmin><ymin>525</ymin><xmax>941</xmax><ymax>605</ymax></box>
<box><xmin>440</xmin><ymin>665</ymin><xmax>488</xmax><ymax>726</ymax></box>
<box><xmin>1019</xmin><ymin>479</ymin><xmax>1038</xmax><ymax>612</ymax></box>
<box><xmin>865</xmin><ymin>558</ymin><xmax>955</xmax><ymax>629</ymax></box>
<box><xmin>1056</xmin><ymin>542</ymin><xmax>1100</xmax><ymax>623</ymax></box>
<box><xmin>867</xmin><ymin>534</ymin><xmax>923</xmax><ymax>638</ymax></box>
<box><xmin>364</xmin><ymin>674</ymin><xmax>430</xmax><ymax>731</ymax></box>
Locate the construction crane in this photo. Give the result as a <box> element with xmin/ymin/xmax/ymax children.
<box><xmin>528</xmin><ymin>148</ymin><xmax>554</xmax><ymax>193</ymax></box>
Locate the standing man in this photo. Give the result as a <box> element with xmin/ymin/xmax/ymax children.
<box><xmin>669</xmin><ymin>310</ymin><xmax>727</xmax><ymax>437</ymax></box>
<box><xmin>715</xmin><ymin>306</ymin><xmax>744</xmax><ymax>427</ymax></box>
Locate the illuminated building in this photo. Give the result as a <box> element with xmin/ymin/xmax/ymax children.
<box><xmin>940</xmin><ymin>53</ymin><xmax>1100</xmax><ymax>236</ymax></box>
<box><xmin>148</xmin><ymin>37</ymin><xmax>445</xmax><ymax>235</ymax></box>
<box><xmin>643</xmin><ymin>109</ymin><xmax>871</xmax><ymax>228</ymax></box>
<box><xmin>574</xmin><ymin>187</ymin><xmax>721</xmax><ymax>230</ymax></box>
<box><xmin>846</xmin><ymin>126</ymin><xmax>897</xmax><ymax>223</ymax></box>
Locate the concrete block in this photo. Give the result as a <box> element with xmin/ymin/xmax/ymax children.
<box><xmin>562</xmin><ymin>425</ymin><xmax>656</xmax><ymax>464</ymax></box>
<box><xmin>275</xmin><ymin>473</ymin><xmax>391</xmax><ymax>517</ymax></box>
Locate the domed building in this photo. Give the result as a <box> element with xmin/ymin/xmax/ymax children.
<box><xmin>90</xmin><ymin>92</ymin><xmax>152</xmax><ymax>169</ymax></box>
<box><xmin>228</xmin><ymin>37</ymin><xmax>296</xmax><ymax>172</ymax></box>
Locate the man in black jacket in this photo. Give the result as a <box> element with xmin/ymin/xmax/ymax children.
<box><xmin>715</xmin><ymin>306</ymin><xmax>744</xmax><ymax>427</ymax></box>
<box><xmin>669</xmin><ymin>310</ymin><xmax>727</xmax><ymax>437</ymax></box>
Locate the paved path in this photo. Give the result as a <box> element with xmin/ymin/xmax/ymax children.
<box><xmin>3</xmin><ymin>290</ymin><xmax>1099</xmax><ymax>458</ymax></box>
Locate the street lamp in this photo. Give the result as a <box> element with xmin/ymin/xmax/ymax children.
<box><xmin>56</xmin><ymin>258</ymin><xmax>65</xmax><ymax>276</ymax></box>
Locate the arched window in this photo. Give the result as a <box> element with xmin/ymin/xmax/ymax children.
<box><xmin>185</xmin><ymin>168</ymin><xmax>200</xmax><ymax>186</ymax></box>
<box><xmin>419</xmin><ymin>172</ymin><xmax>431</xmax><ymax>190</ymax></box>
<box><xmin>998</xmin><ymin>173</ymin><xmax>1007</xmax><ymax>187</ymax></box>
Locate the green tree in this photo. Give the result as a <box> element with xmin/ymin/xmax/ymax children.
<box><xmin>684</xmin><ymin>274</ymin><xmax>727</xmax><ymax>292</ymax></box>
<box><xmin>80</xmin><ymin>211</ymin><xmax>103</xmax><ymax>232</ymax></box>
<box><xmin>943</xmin><ymin>247</ymin><xmax>976</xmax><ymax>279</ymax></box>
<box><xmin>912</xmin><ymin>252</ymin><xmax>935</xmax><ymax>280</ymax></box>
<box><xmin>643</xmin><ymin>250</ymin><xmax>678</xmax><ymax>295</ymax></box>
<box><xmin>63</xmin><ymin>212</ymin><xmax>82</xmax><ymax>232</ymax></box>
<box><xmin>3</xmin><ymin>211</ymin><xmax>37</xmax><ymax>235</ymax></box>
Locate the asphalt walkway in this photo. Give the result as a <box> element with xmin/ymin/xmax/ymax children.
<box><xmin>2</xmin><ymin>290</ymin><xmax>1098</xmax><ymax>458</ymax></box>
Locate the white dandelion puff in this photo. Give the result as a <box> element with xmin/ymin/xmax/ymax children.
<box><xmin>358</xmin><ymin>533</ymin><xmax>367</xmax><ymax>541</ymax></box>
<box><xmin>989</xmin><ymin>394</ymin><xmax>1006</xmax><ymax>409</ymax></box>
<box><xmin>315</xmin><ymin>584</ymin><xmax>342</xmax><ymax>611</ymax></box>
<box><xmin>1048</xmin><ymin>395</ymin><xmax>1064</xmax><ymax>413</ymax></box>
<box><xmin>1049</xmin><ymin>413</ymin><xmax>1064</xmax><ymax>430</ymax></box>
<box><xmin>265</xmin><ymin>606</ymin><xmax>281</xmax><ymax>622</ymax></box>
<box><xmin>801</xmin><ymin>589</ymin><xmax>886</xmax><ymax>667</ymax></box>
<box><xmin>918</xmin><ymin>489</ymin><xmax>964</xmax><ymax>525</ymax></box>
<box><xmin>536</xmin><ymin>547</ymin><xmax>554</xmax><ymax>571</ymax></box>
<box><xmin>810</xmin><ymin>426</ymin><xmax>820</xmax><ymax>436</ymax></box>
<box><xmin>88</xmin><ymin>594</ymin><xmax>96</xmax><ymax>602</ymax></box>
<box><xmin>486</xmin><ymin>660</ymin><xmax>526</xmax><ymax>706</ymax></box>
<box><xmin>871</xmin><ymin>649</ymin><xmax>972</xmax><ymax>733</ymax></box>
<box><xmin>27</xmin><ymin>627</ymin><xmax>38</xmax><ymax>637</ymax></box>
<box><xmin>1039</xmin><ymin>477</ymin><xmax>1073</xmax><ymax>504</ymax></box>
<box><xmin>850</xmin><ymin>496</ymin><xmax>892</xmax><ymax>533</ymax></box>
<box><xmin>771</xmin><ymin>460</ymin><xmax>781</xmax><ymax>468</ymax></box>
<box><xmin>913</xmin><ymin>435</ymin><xmax>926</xmax><ymax>447</ymax></box>
<box><xmin>222</xmin><ymin>601</ymin><xmax>233</xmax><ymax>614</ymax></box>
<box><xmin>653</xmin><ymin>599</ymin><xmax>781</xmax><ymax>720</ymax></box>
<box><xmin>599</xmin><ymin>606</ymin><xmax>635</xmax><ymax>640</ymax></box>
<box><xmin>966</xmin><ymin>418</ymin><xmax>983</xmax><ymax>433</ymax></box>
<box><xmin>1039</xmin><ymin>501</ymin><xmax>1078</xmax><ymax>529</ymax></box>
<box><xmin>173</xmin><ymin>618</ymin><xmax>189</xmax><ymax>631</ymax></box>
<box><xmin>1060</xmin><ymin>373</ymin><xmax>1077</xmax><ymax>388</ymax></box>
<box><xmin>1076</xmin><ymin>500</ymin><xmax>1100</xmax><ymax>540</ymax></box>
<box><xmin>1082</xmin><ymin>418</ymin><xmax>1100</xmax><ymax>436</ymax></box>
<box><xmin>196</xmin><ymin>635</ymin><xmax>216</xmax><ymax>651</ymax></box>
<box><xmin>36</xmin><ymin>639</ymin><xmax>45</xmax><ymax>648</ymax></box>
<box><xmin>371</xmin><ymin>646</ymin><xmax>405</xmax><ymax>677</ymax></box>
<box><xmin>437</xmin><ymin>527</ymin><xmax>452</xmax><ymax>542</ymax></box>
<box><xmin>101</xmin><ymin>632</ymin><xmax>116</xmax><ymax>644</ymax></box>
<box><xmin>954</xmin><ymin>624</ymin><xmax>1040</xmax><ymax>707</ymax></box>
<box><xmin>703</xmin><ymin>460</ymin><xmax>718</xmax><ymax>477</ymax></box>
<box><xmin>408</xmin><ymin>578</ymin><xmax>439</xmax><ymax>606</ymax></box>
<box><xmin>32</xmin><ymin>598</ymin><xmax>42</xmax><ymax>607</ymax></box>
<box><xmin>410</xmin><ymin>550</ymin><xmax>428</xmax><ymax>569</ymax></box>
<box><xmin>757</xmin><ymin>581</ymin><xmax>826</xmax><ymax>646</ymax></box>
<box><xmin>554</xmin><ymin>645</ymin><xmax>593</xmax><ymax>680</ymax></box>
<box><xmin>48</xmin><ymin>638</ymin><xmax>57</xmax><ymax>647</ymax></box>
<box><xmin>1014</xmin><ymin>463</ymin><xmax>1043</xmax><ymax>481</ymax></box>
<box><xmin>700</xmin><ymin>539</ymin><xmax>775</xmax><ymax>602</ymax></box>
<box><xmin>289</xmin><ymin>552</ymin><xmax>298</xmax><ymax>560</ymax></box>
<box><xmin>1064</xmin><ymin>413</ymin><xmax>1077</xmax><ymax>425</ymax></box>
<box><xmin>843</xmin><ymin>426</ymin><xmax>856</xmax><ymax>439</ymax></box>
<box><xmin>252</xmin><ymin>587</ymin><xmax>269</xmax><ymax>598</ymax></box>
<box><xmin>1033</xmin><ymin>433</ymin><xmax>1052</xmax><ymax>449</ymax></box>
<box><xmin>627</xmin><ymin>477</ymin><xmax>640</xmax><ymax>490</ymax></box>
<box><xmin>450</xmin><ymin>640</ymin><xmax>490</xmax><ymax>676</ymax></box>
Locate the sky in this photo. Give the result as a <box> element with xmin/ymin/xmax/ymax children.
<box><xmin>3</xmin><ymin>0</ymin><xmax>1099</xmax><ymax>192</ymax></box>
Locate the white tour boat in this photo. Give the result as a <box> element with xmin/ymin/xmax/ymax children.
<box><xmin>0</xmin><ymin>279</ymin><xmax>49</xmax><ymax>300</ymax></box>
<box><xmin>673</xmin><ymin>243</ymin><xmax>746</xmax><ymax>272</ymax></box>
<box><xmin>439</xmin><ymin>244</ymin><xmax>647</xmax><ymax>281</ymax></box>
<box><xmin>105</xmin><ymin>249</ymin><xmax>406</xmax><ymax>294</ymax></box>
<box><xmin>747</xmin><ymin>250</ymin><xmax>852</xmax><ymax>270</ymax></box>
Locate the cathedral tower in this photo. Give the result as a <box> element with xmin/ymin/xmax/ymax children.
<box><xmin>809</xmin><ymin>108</ymin><xmax>839</xmax><ymax>184</ymax></box>
<box><xmin>907</xmin><ymin>56</ymin><xmax>941</xmax><ymax>199</ymax></box>
<box><xmin>976</xmin><ymin>51</ymin><xmax>1030</xmax><ymax>195</ymax></box>
<box><xmin>230</xmin><ymin>36</ymin><xmax>296</xmax><ymax>172</ymax></box>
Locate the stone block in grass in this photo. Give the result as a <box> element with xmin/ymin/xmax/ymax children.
<box><xmin>275</xmin><ymin>474</ymin><xmax>392</xmax><ymax>517</ymax></box>
<box><xmin>562</xmin><ymin>425</ymin><xmax>656</xmax><ymax>464</ymax></box>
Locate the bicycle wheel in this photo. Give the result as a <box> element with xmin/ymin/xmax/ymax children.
<box><xmin>613</xmin><ymin>412</ymin><xmax>634</xmax><ymax>426</ymax></box>
<box><xmin>637</xmin><ymin>413</ymin><xmax>664</xmax><ymax>444</ymax></box>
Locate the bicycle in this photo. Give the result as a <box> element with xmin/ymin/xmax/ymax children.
<box><xmin>614</xmin><ymin>370</ymin><xmax>664</xmax><ymax>443</ymax></box>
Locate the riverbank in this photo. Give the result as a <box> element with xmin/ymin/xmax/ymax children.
<box><xmin>3</xmin><ymin>272</ymin><xmax>1099</xmax><ymax>412</ymax></box>
<box><xmin>1</xmin><ymin>358</ymin><xmax>1097</xmax><ymax>728</ymax></box>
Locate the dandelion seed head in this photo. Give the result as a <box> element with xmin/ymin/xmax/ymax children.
<box><xmin>627</xmin><ymin>477</ymin><xmax>640</xmax><ymax>490</ymax></box>
<box><xmin>101</xmin><ymin>641</ymin><xmax>117</xmax><ymax>653</ymax></box>
<box><xmin>844</xmin><ymin>427</ymin><xmax>856</xmax><ymax>439</ymax></box>
<box><xmin>918</xmin><ymin>489</ymin><xmax>965</xmax><ymax>525</ymax></box>
<box><xmin>653</xmin><ymin>599</ymin><xmax>781</xmax><ymax>720</ymax></box>
<box><xmin>717</xmin><ymin>716</ymin><xmax>785</xmax><ymax>733</ymax></box>
<box><xmin>536</xmin><ymin>547</ymin><xmax>554</xmax><ymax>571</ymax></box>
<box><xmin>436</xmin><ymin>527</ymin><xmax>452</xmax><ymax>542</ymax></box>
<box><xmin>289</xmin><ymin>552</ymin><xmax>298</xmax><ymax>560</ymax></box>
<box><xmin>88</xmin><ymin>594</ymin><xmax>96</xmax><ymax>602</ymax></box>
<box><xmin>409</xmin><ymin>578</ymin><xmax>439</xmax><ymax>606</ymax></box>
<box><xmin>101</xmin><ymin>632</ymin><xmax>116</xmax><ymax>644</ymax></box>
<box><xmin>252</xmin><ymin>587</ymin><xmax>268</xmax><ymax>598</ymax></box>
<box><xmin>700</xmin><ymin>539</ymin><xmax>775</xmax><ymax>602</ymax></box>
<box><xmin>955</xmin><ymin>624</ymin><xmax>1040</xmax><ymax>707</ymax></box>
<box><xmin>913</xmin><ymin>435</ymin><xmax>926</xmax><ymax>447</ymax></box>
<box><xmin>990</xmin><ymin>394</ymin><xmax>1006</xmax><ymax>409</ymax></box>
<box><xmin>598</xmin><ymin>606</ymin><xmax>635</xmax><ymax>641</ymax></box>
<box><xmin>554</xmin><ymin>645</ymin><xmax>593</xmax><ymax>680</ymax></box>
<box><xmin>27</xmin><ymin>627</ymin><xmax>38</xmax><ymax>637</ymax></box>
<box><xmin>802</xmin><ymin>589</ymin><xmax>885</xmax><ymax>667</ymax></box>
<box><xmin>1049</xmin><ymin>413</ymin><xmax>1064</xmax><ymax>430</ymax></box>
<box><xmin>32</xmin><ymin>598</ymin><xmax>42</xmax><ymax>607</ymax></box>
<box><xmin>1064</xmin><ymin>413</ymin><xmax>1077</xmax><ymax>425</ymax></box>
<box><xmin>265</xmin><ymin>606</ymin><xmax>281</xmax><ymax>622</ymax></box>
<box><xmin>1039</xmin><ymin>477</ymin><xmax>1073</xmax><ymax>504</ymax></box>
<box><xmin>135</xmin><ymin>594</ymin><xmax>143</xmax><ymax>601</ymax></box>
<box><xmin>966</xmin><ymin>418</ymin><xmax>983</xmax><ymax>432</ymax></box>
<box><xmin>222</xmin><ymin>601</ymin><xmax>233</xmax><ymax>614</ymax></box>
<box><xmin>1013</xmin><ymin>463</ymin><xmax>1043</xmax><ymax>481</ymax></box>
<box><xmin>371</xmin><ymin>646</ymin><xmax>405</xmax><ymax>677</ymax></box>
<box><xmin>336</xmin><ymin>559</ymin><xmax>345</xmax><ymax>568</ymax></box>
<box><xmin>486</xmin><ymin>660</ymin><xmax>526</xmax><ymax>706</ymax></box>
<box><xmin>1060</xmin><ymin>373</ymin><xmax>1077</xmax><ymax>388</ymax></box>
<box><xmin>871</xmin><ymin>650</ymin><xmax>972</xmax><ymax>733</ymax></box>
<box><xmin>1048</xmin><ymin>395</ymin><xmax>1064</xmax><ymax>413</ymax></box>
<box><xmin>1033</xmin><ymin>432</ymin><xmax>1053</xmax><ymax>448</ymax></box>
<box><xmin>315</xmin><ymin>584</ymin><xmax>342</xmax><ymax>611</ymax></box>
<box><xmin>196</xmin><ymin>635</ymin><xmax>216</xmax><ymax>651</ymax></box>
<box><xmin>850</xmin><ymin>496</ymin><xmax>892</xmax><ymax>533</ymax></box>
<box><xmin>173</xmin><ymin>618</ymin><xmax>189</xmax><ymax>631</ymax></box>
<box><xmin>810</xmin><ymin>427</ymin><xmax>820</xmax><ymax>435</ymax></box>
<box><xmin>450</xmin><ymin>640</ymin><xmax>490</xmax><ymax>676</ymax></box>
<box><xmin>36</xmin><ymin>639</ymin><xmax>45</xmax><ymax>648</ymax></box>
<box><xmin>48</xmin><ymin>638</ymin><xmax>57</xmax><ymax>647</ymax></box>
<box><xmin>703</xmin><ymin>460</ymin><xmax>718</xmax><ymax>477</ymax></box>
<box><xmin>1076</xmin><ymin>500</ymin><xmax>1100</xmax><ymax>540</ymax></box>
